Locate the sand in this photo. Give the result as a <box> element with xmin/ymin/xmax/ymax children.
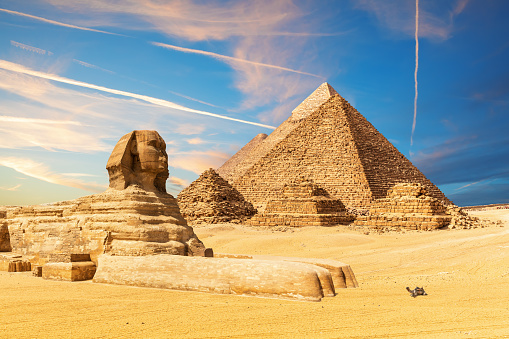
<box><xmin>1</xmin><ymin>209</ymin><xmax>508</xmax><ymax>338</ymax></box>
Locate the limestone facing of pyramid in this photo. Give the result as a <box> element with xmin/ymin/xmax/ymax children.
<box><xmin>354</xmin><ymin>183</ymin><xmax>452</xmax><ymax>230</ymax></box>
<box><xmin>217</xmin><ymin>83</ymin><xmax>340</xmax><ymax>182</ymax></box>
<box><xmin>177</xmin><ymin>168</ymin><xmax>256</xmax><ymax>225</ymax></box>
<box><xmin>249</xmin><ymin>177</ymin><xmax>354</xmax><ymax>227</ymax></box>
<box><xmin>0</xmin><ymin>130</ymin><xmax>207</xmax><ymax>274</ymax></box>
<box><xmin>218</xmin><ymin>83</ymin><xmax>452</xmax><ymax>211</ymax></box>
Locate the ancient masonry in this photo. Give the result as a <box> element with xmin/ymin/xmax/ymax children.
<box><xmin>0</xmin><ymin>130</ymin><xmax>357</xmax><ymax>301</ymax></box>
<box><xmin>217</xmin><ymin>83</ymin><xmax>452</xmax><ymax>212</ymax></box>
<box><xmin>354</xmin><ymin>183</ymin><xmax>452</xmax><ymax>230</ymax></box>
<box><xmin>249</xmin><ymin>178</ymin><xmax>354</xmax><ymax>227</ymax></box>
<box><xmin>177</xmin><ymin>168</ymin><xmax>256</xmax><ymax>225</ymax></box>
<box><xmin>0</xmin><ymin>131</ymin><xmax>208</xmax><ymax>277</ymax></box>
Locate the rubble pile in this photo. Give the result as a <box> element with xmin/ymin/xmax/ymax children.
<box><xmin>177</xmin><ymin>169</ymin><xmax>256</xmax><ymax>225</ymax></box>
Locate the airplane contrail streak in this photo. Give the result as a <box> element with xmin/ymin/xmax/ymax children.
<box><xmin>411</xmin><ymin>0</ymin><xmax>419</xmax><ymax>146</ymax></box>
<box><xmin>152</xmin><ymin>42</ymin><xmax>324</xmax><ymax>79</ymax></box>
<box><xmin>0</xmin><ymin>8</ymin><xmax>123</xmax><ymax>36</ymax></box>
<box><xmin>0</xmin><ymin>60</ymin><xmax>276</xmax><ymax>130</ymax></box>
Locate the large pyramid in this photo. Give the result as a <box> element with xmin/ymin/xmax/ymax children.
<box><xmin>217</xmin><ymin>83</ymin><xmax>452</xmax><ymax>210</ymax></box>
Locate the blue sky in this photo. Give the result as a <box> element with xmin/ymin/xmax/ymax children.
<box><xmin>0</xmin><ymin>0</ymin><xmax>507</xmax><ymax>207</ymax></box>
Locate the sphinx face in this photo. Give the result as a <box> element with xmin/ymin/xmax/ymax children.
<box><xmin>134</xmin><ymin>131</ymin><xmax>168</xmax><ymax>173</ymax></box>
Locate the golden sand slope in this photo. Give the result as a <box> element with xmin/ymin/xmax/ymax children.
<box><xmin>1</xmin><ymin>210</ymin><xmax>508</xmax><ymax>338</ymax></box>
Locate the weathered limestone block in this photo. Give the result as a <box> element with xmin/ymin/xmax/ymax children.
<box><xmin>43</xmin><ymin>262</ymin><xmax>96</xmax><ymax>281</ymax></box>
<box><xmin>216</xmin><ymin>253</ymin><xmax>358</xmax><ymax>289</ymax></box>
<box><xmin>0</xmin><ymin>253</ymin><xmax>31</xmax><ymax>272</ymax></box>
<box><xmin>42</xmin><ymin>253</ymin><xmax>96</xmax><ymax>281</ymax></box>
<box><xmin>0</xmin><ymin>217</ymin><xmax>11</xmax><ymax>252</ymax></box>
<box><xmin>93</xmin><ymin>254</ymin><xmax>336</xmax><ymax>302</ymax></box>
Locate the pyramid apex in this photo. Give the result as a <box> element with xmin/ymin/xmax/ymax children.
<box><xmin>291</xmin><ymin>82</ymin><xmax>342</xmax><ymax>121</ymax></box>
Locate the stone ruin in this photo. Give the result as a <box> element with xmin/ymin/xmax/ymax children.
<box><xmin>354</xmin><ymin>183</ymin><xmax>452</xmax><ymax>230</ymax></box>
<box><xmin>177</xmin><ymin>168</ymin><xmax>256</xmax><ymax>225</ymax></box>
<box><xmin>217</xmin><ymin>83</ymin><xmax>452</xmax><ymax>212</ymax></box>
<box><xmin>0</xmin><ymin>130</ymin><xmax>208</xmax><ymax>275</ymax></box>
<box><xmin>0</xmin><ymin>130</ymin><xmax>357</xmax><ymax>302</ymax></box>
<box><xmin>249</xmin><ymin>177</ymin><xmax>354</xmax><ymax>227</ymax></box>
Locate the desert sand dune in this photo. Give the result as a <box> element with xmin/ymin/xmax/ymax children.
<box><xmin>1</xmin><ymin>209</ymin><xmax>508</xmax><ymax>338</ymax></box>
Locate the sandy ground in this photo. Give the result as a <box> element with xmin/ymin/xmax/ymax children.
<box><xmin>1</xmin><ymin>209</ymin><xmax>508</xmax><ymax>338</ymax></box>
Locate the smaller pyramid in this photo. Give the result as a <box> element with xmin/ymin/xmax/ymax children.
<box><xmin>177</xmin><ymin>169</ymin><xmax>256</xmax><ymax>225</ymax></box>
<box><xmin>354</xmin><ymin>183</ymin><xmax>451</xmax><ymax>230</ymax></box>
<box><xmin>249</xmin><ymin>177</ymin><xmax>354</xmax><ymax>227</ymax></box>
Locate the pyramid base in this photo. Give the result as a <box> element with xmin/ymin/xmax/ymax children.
<box><xmin>354</xmin><ymin>214</ymin><xmax>452</xmax><ymax>230</ymax></box>
<box><xmin>249</xmin><ymin>213</ymin><xmax>354</xmax><ymax>227</ymax></box>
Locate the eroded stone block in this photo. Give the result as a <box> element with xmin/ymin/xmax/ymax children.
<box><xmin>93</xmin><ymin>254</ymin><xmax>335</xmax><ymax>302</ymax></box>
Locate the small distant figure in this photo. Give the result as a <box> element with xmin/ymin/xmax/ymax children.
<box><xmin>406</xmin><ymin>286</ymin><xmax>427</xmax><ymax>298</ymax></box>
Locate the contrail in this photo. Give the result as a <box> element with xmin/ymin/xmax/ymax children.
<box><xmin>152</xmin><ymin>42</ymin><xmax>323</xmax><ymax>79</ymax></box>
<box><xmin>0</xmin><ymin>60</ymin><xmax>276</xmax><ymax>130</ymax></box>
<box><xmin>0</xmin><ymin>8</ymin><xmax>124</xmax><ymax>36</ymax></box>
<box><xmin>411</xmin><ymin>0</ymin><xmax>419</xmax><ymax>146</ymax></box>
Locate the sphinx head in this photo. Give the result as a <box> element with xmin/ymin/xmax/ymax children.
<box><xmin>106</xmin><ymin>130</ymin><xmax>169</xmax><ymax>193</ymax></box>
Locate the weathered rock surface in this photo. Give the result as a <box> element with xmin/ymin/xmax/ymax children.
<box><xmin>0</xmin><ymin>131</ymin><xmax>206</xmax><ymax>269</ymax></box>
<box><xmin>446</xmin><ymin>205</ymin><xmax>502</xmax><ymax>229</ymax></box>
<box><xmin>217</xmin><ymin>83</ymin><xmax>451</xmax><ymax>211</ymax></box>
<box><xmin>249</xmin><ymin>178</ymin><xmax>354</xmax><ymax>227</ymax></box>
<box><xmin>93</xmin><ymin>254</ymin><xmax>336</xmax><ymax>301</ymax></box>
<box><xmin>215</xmin><ymin>253</ymin><xmax>358</xmax><ymax>289</ymax></box>
<box><xmin>177</xmin><ymin>169</ymin><xmax>256</xmax><ymax>225</ymax></box>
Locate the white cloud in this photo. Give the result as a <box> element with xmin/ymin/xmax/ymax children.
<box><xmin>0</xmin><ymin>184</ymin><xmax>22</xmax><ymax>191</ymax></box>
<box><xmin>174</xmin><ymin>123</ymin><xmax>206</xmax><ymax>135</ymax></box>
<box><xmin>42</xmin><ymin>0</ymin><xmax>332</xmax><ymax>118</ymax></box>
<box><xmin>0</xmin><ymin>157</ymin><xmax>107</xmax><ymax>192</ymax></box>
<box><xmin>170</xmin><ymin>151</ymin><xmax>230</xmax><ymax>174</ymax></box>
<box><xmin>185</xmin><ymin>138</ymin><xmax>206</xmax><ymax>145</ymax></box>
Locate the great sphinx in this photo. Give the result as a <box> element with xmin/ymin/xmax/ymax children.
<box><xmin>1</xmin><ymin>130</ymin><xmax>357</xmax><ymax>301</ymax></box>
<box><xmin>0</xmin><ymin>130</ymin><xmax>207</xmax><ymax>270</ymax></box>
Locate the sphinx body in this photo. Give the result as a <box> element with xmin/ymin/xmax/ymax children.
<box><xmin>0</xmin><ymin>130</ymin><xmax>206</xmax><ymax>266</ymax></box>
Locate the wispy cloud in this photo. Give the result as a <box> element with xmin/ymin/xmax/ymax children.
<box><xmin>185</xmin><ymin>138</ymin><xmax>206</xmax><ymax>145</ymax></box>
<box><xmin>73</xmin><ymin>59</ymin><xmax>114</xmax><ymax>74</ymax></box>
<box><xmin>354</xmin><ymin>0</ymin><xmax>469</xmax><ymax>40</ymax></box>
<box><xmin>42</xmin><ymin>0</ymin><xmax>334</xmax><ymax>120</ymax></box>
<box><xmin>0</xmin><ymin>184</ymin><xmax>22</xmax><ymax>191</ymax></box>
<box><xmin>0</xmin><ymin>157</ymin><xmax>106</xmax><ymax>192</ymax></box>
<box><xmin>152</xmin><ymin>42</ymin><xmax>322</xmax><ymax>79</ymax></box>
<box><xmin>170</xmin><ymin>150</ymin><xmax>230</xmax><ymax>174</ymax></box>
<box><xmin>169</xmin><ymin>91</ymin><xmax>222</xmax><ymax>109</ymax></box>
<box><xmin>174</xmin><ymin>123</ymin><xmax>206</xmax><ymax>136</ymax></box>
<box><xmin>0</xmin><ymin>115</ymin><xmax>82</xmax><ymax>125</ymax></box>
<box><xmin>0</xmin><ymin>7</ymin><xmax>122</xmax><ymax>36</ymax></box>
<box><xmin>0</xmin><ymin>59</ymin><xmax>275</xmax><ymax>129</ymax></box>
<box><xmin>168</xmin><ymin>176</ymin><xmax>189</xmax><ymax>188</ymax></box>
<box><xmin>11</xmin><ymin>40</ymin><xmax>53</xmax><ymax>56</ymax></box>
